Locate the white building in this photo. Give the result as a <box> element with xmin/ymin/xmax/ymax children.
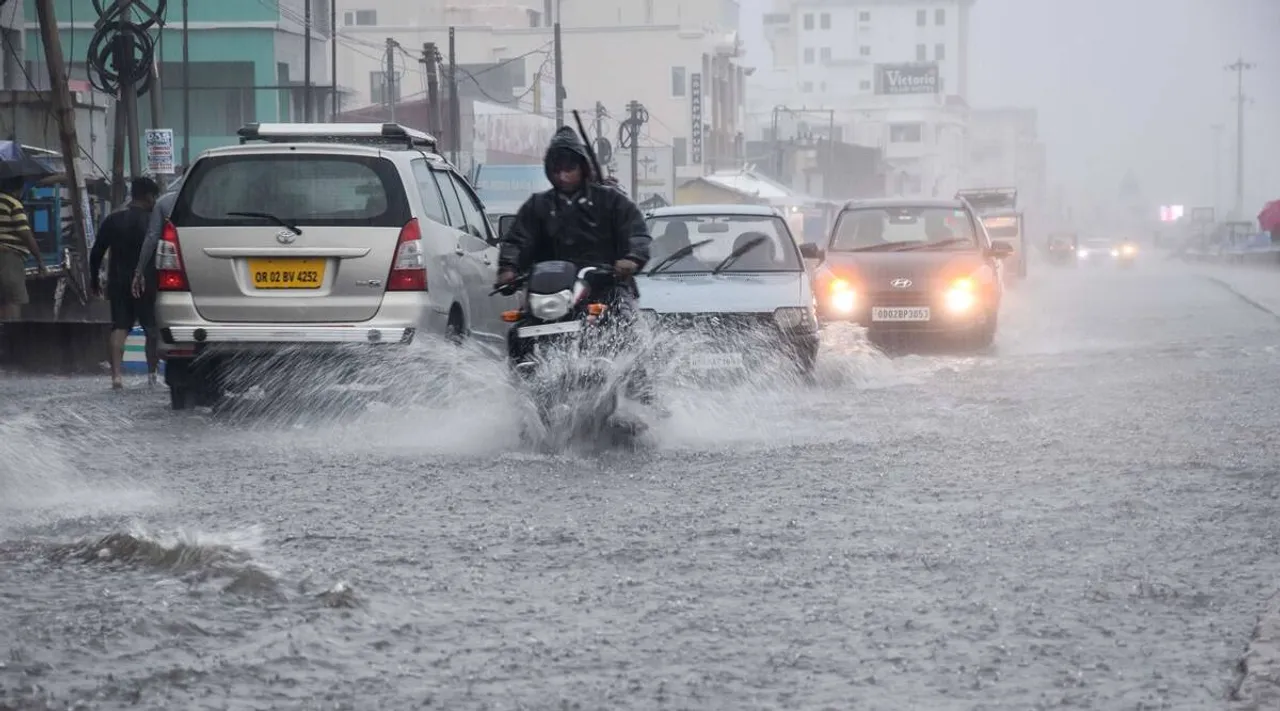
<box><xmin>333</xmin><ymin>0</ymin><xmax>747</xmax><ymax>175</ymax></box>
<box><xmin>754</xmin><ymin>0</ymin><xmax>976</xmax><ymax>197</ymax></box>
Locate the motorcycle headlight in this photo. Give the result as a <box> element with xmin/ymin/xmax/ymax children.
<box><xmin>774</xmin><ymin>306</ymin><xmax>817</xmax><ymax>330</ymax></box>
<box><xmin>529</xmin><ymin>290</ymin><xmax>572</xmax><ymax>321</ymax></box>
<box><xmin>828</xmin><ymin>278</ymin><xmax>857</xmax><ymax>313</ymax></box>
<box><xmin>944</xmin><ymin>276</ymin><xmax>978</xmax><ymax>313</ymax></box>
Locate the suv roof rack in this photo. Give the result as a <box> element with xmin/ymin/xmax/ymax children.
<box><xmin>236</xmin><ymin>122</ymin><xmax>438</xmax><ymax>150</ymax></box>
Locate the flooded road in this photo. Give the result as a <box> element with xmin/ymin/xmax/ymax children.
<box><xmin>3</xmin><ymin>262</ymin><xmax>1280</xmax><ymax>710</ymax></box>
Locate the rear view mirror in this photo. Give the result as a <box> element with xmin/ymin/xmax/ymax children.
<box><xmin>798</xmin><ymin>242</ymin><xmax>824</xmax><ymax>260</ymax></box>
<box><xmin>987</xmin><ymin>242</ymin><xmax>1014</xmax><ymax>259</ymax></box>
<box><xmin>696</xmin><ymin>222</ymin><xmax>730</xmax><ymax>233</ymax></box>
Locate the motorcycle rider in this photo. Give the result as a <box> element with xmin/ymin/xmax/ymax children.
<box><xmin>496</xmin><ymin>125</ymin><xmax>655</xmax><ymax>402</ymax></box>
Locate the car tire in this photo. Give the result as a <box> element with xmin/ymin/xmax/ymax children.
<box><xmin>970</xmin><ymin>314</ymin><xmax>998</xmax><ymax>350</ymax></box>
<box><xmin>169</xmin><ymin>386</ymin><xmax>194</xmax><ymax>410</ymax></box>
<box><xmin>446</xmin><ymin>307</ymin><xmax>466</xmax><ymax>345</ymax></box>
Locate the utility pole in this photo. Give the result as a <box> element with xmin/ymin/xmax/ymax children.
<box><xmin>149</xmin><ymin>19</ymin><xmax>164</xmax><ymax>188</ymax></box>
<box><xmin>553</xmin><ymin>0</ymin><xmax>564</xmax><ymax>125</ymax></box>
<box><xmin>421</xmin><ymin>43</ymin><xmax>441</xmax><ymax>137</ymax></box>
<box><xmin>384</xmin><ymin>37</ymin><xmax>398</xmax><ymax>122</ymax></box>
<box><xmin>1226</xmin><ymin>57</ymin><xmax>1253</xmax><ymax>219</ymax></box>
<box><xmin>448</xmin><ymin>27</ymin><xmax>460</xmax><ymax>166</ymax></box>
<box><xmin>181</xmin><ymin>0</ymin><xmax>189</xmax><ymax>166</ymax></box>
<box><xmin>594</xmin><ymin>101</ymin><xmax>605</xmax><ymax>143</ymax></box>
<box><xmin>329</xmin><ymin>0</ymin><xmax>337</xmax><ymax>119</ymax></box>
<box><xmin>618</xmin><ymin>100</ymin><xmax>648</xmax><ymax>200</ymax></box>
<box><xmin>1211</xmin><ymin>123</ymin><xmax>1224</xmax><ymax>216</ymax></box>
<box><xmin>303</xmin><ymin>0</ymin><xmax>312</xmax><ymax>121</ymax></box>
<box><xmin>32</xmin><ymin>0</ymin><xmax>90</xmax><ymax>270</ymax></box>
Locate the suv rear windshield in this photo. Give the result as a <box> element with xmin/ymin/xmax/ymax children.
<box><xmin>170</xmin><ymin>154</ymin><xmax>411</xmax><ymax>228</ymax></box>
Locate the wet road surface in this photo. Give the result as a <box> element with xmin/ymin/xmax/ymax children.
<box><xmin>3</xmin><ymin>261</ymin><xmax>1280</xmax><ymax>710</ymax></box>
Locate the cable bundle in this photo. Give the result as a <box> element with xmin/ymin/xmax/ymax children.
<box><xmin>86</xmin><ymin>0</ymin><xmax>167</xmax><ymax>97</ymax></box>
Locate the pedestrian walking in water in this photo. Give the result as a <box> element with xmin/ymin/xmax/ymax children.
<box><xmin>0</xmin><ymin>176</ymin><xmax>47</xmax><ymax>321</ymax></box>
<box><xmin>90</xmin><ymin>177</ymin><xmax>161</xmax><ymax>389</ymax></box>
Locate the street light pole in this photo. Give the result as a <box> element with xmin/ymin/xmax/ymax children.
<box><xmin>553</xmin><ymin>0</ymin><xmax>564</xmax><ymax>125</ymax></box>
<box><xmin>1225</xmin><ymin>57</ymin><xmax>1253</xmax><ymax>219</ymax></box>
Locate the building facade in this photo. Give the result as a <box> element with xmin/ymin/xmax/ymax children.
<box><xmin>964</xmin><ymin>108</ymin><xmax>1047</xmax><ymax>216</ymax></box>
<box><xmin>20</xmin><ymin>0</ymin><xmax>331</xmax><ymax>163</ymax></box>
<box><xmin>2</xmin><ymin>0</ymin><xmax>23</xmax><ymax>91</ymax></box>
<box><xmin>752</xmin><ymin>0</ymin><xmax>976</xmax><ymax>199</ymax></box>
<box><xmin>332</xmin><ymin>0</ymin><xmax>748</xmax><ymax>176</ymax></box>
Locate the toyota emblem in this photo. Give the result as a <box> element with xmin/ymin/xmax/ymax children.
<box><xmin>276</xmin><ymin>230</ymin><xmax>296</xmax><ymax>244</ymax></box>
<box><xmin>890</xmin><ymin>278</ymin><xmax>912</xmax><ymax>288</ymax></box>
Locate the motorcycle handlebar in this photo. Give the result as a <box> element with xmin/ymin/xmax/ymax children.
<box><xmin>490</xmin><ymin>264</ymin><xmax>617</xmax><ymax>295</ymax></box>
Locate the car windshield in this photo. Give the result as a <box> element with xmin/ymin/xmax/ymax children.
<box><xmin>830</xmin><ymin>206</ymin><xmax>978</xmax><ymax>251</ymax></box>
<box><xmin>644</xmin><ymin>214</ymin><xmax>803</xmax><ymax>273</ymax></box>
<box><xmin>172</xmin><ymin>154</ymin><xmax>410</xmax><ymax>228</ymax></box>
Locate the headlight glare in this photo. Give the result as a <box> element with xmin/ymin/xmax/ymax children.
<box><xmin>829</xmin><ymin>278</ymin><xmax>856</xmax><ymax>312</ymax></box>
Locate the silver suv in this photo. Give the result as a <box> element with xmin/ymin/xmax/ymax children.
<box><xmin>156</xmin><ymin>122</ymin><xmax>510</xmax><ymax>410</ymax></box>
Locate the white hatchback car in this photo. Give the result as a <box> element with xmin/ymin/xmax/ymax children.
<box><xmin>156</xmin><ymin>123</ymin><xmax>513</xmax><ymax>409</ymax></box>
<box><xmin>637</xmin><ymin>204</ymin><xmax>822</xmax><ymax>377</ymax></box>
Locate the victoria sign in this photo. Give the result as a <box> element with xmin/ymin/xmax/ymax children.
<box><xmin>875</xmin><ymin>63</ymin><xmax>940</xmax><ymax>95</ymax></box>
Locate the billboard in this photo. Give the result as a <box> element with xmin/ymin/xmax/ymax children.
<box><xmin>875</xmin><ymin>63</ymin><xmax>940</xmax><ymax>95</ymax></box>
<box><xmin>471</xmin><ymin>101</ymin><xmax>557</xmax><ymax>163</ymax></box>
<box><xmin>1159</xmin><ymin>205</ymin><xmax>1185</xmax><ymax>223</ymax></box>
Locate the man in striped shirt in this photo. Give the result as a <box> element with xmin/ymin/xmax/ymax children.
<box><xmin>0</xmin><ymin>177</ymin><xmax>47</xmax><ymax>321</ymax></box>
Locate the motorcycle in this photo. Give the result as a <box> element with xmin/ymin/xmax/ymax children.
<box><xmin>493</xmin><ymin>260</ymin><xmax>643</xmax><ymax>448</ymax></box>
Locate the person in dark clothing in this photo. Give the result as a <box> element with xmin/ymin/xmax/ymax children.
<box><xmin>90</xmin><ymin>177</ymin><xmax>161</xmax><ymax>389</ymax></box>
<box><xmin>497</xmin><ymin>126</ymin><xmax>657</xmax><ymax>403</ymax></box>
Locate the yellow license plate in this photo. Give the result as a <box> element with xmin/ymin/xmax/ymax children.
<box><xmin>248</xmin><ymin>258</ymin><xmax>326</xmax><ymax>289</ymax></box>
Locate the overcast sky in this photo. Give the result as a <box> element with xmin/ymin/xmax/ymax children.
<box><xmin>741</xmin><ymin>0</ymin><xmax>1278</xmax><ymax>216</ymax></box>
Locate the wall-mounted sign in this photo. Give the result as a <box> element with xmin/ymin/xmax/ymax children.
<box><xmin>875</xmin><ymin>63</ymin><xmax>940</xmax><ymax>95</ymax></box>
<box><xmin>690</xmin><ymin>72</ymin><xmax>703</xmax><ymax>164</ymax></box>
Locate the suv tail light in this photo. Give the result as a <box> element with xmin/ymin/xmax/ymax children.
<box><xmin>157</xmin><ymin>221</ymin><xmax>188</xmax><ymax>291</ymax></box>
<box><xmin>387</xmin><ymin>218</ymin><xmax>427</xmax><ymax>291</ymax></box>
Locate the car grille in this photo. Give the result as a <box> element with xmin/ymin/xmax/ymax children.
<box><xmin>652</xmin><ymin>312</ymin><xmax>778</xmax><ymax>334</ymax></box>
<box><xmin>865</xmin><ymin>290</ymin><xmax>935</xmax><ymax>307</ymax></box>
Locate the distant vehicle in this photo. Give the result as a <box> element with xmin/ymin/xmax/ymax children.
<box><xmin>1076</xmin><ymin>237</ymin><xmax>1135</xmax><ymax>267</ymax></box>
<box><xmin>637</xmin><ymin>204</ymin><xmax>821</xmax><ymax>378</ymax></box>
<box><xmin>1046</xmin><ymin>232</ymin><xmax>1079</xmax><ymax>266</ymax></box>
<box><xmin>957</xmin><ymin>187</ymin><xmax>1027</xmax><ymax>281</ymax></box>
<box><xmin>156</xmin><ymin>122</ymin><xmax>512</xmax><ymax>410</ymax></box>
<box><xmin>812</xmin><ymin>197</ymin><xmax>1013</xmax><ymax>349</ymax></box>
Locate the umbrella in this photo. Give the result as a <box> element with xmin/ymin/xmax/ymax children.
<box><xmin>0</xmin><ymin>141</ymin><xmax>55</xmax><ymax>181</ymax></box>
<box><xmin>1258</xmin><ymin>200</ymin><xmax>1280</xmax><ymax>233</ymax></box>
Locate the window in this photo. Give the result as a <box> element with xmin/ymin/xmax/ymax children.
<box><xmin>442</xmin><ymin>172</ymin><xmax>492</xmax><ymax>241</ymax></box>
<box><xmin>803</xmin><ymin>13</ymin><xmax>814</xmax><ymax>30</ymax></box>
<box><xmin>935</xmin><ymin>8</ymin><xmax>946</xmax><ymax>24</ymax></box>
<box><xmin>671</xmin><ymin>66</ymin><xmax>686</xmax><ymax>96</ymax></box>
<box><xmin>820</xmin><ymin>13</ymin><xmax>830</xmax><ymax>29</ymax></box>
<box><xmin>802</xmin><ymin>81</ymin><xmax>813</xmax><ymax>92</ymax></box>
<box><xmin>859</xmin><ymin>11</ymin><xmax>871</xmax><ymax>22</ymax></box>
<box><xmin>369</xmin><ymin>70</ymin><xmax>399</xmax><ymax>105</ymax></box>
<box><xmin>860</xmin><ymin>45</ymin><xmax>871</xmax><ymax>56</ymax></box>
<box><xmin>889</xmin><ymin>124</ymin><xmax>923</xmax><ymax>142</ymax></box>
<box><xmin>820</xmin><ymin>47</ymin><xmax>831</xmax><ymax>62</ymax></box>
<box><xmin>410</xmin><ymin>161</ymin><xmax>450</xmax><ymax>226</ymax></box>
<box><xmin>803</xmin><ymin>48</ymin><xmax>815</xmax><ymax>64</ymax></box>
<box><xmin>173</xmin><ymin>155</ymin><xmax>409</xmax><ymax>228</ymax></box>
<box><xmin>935</xmin><ymin>43</ymin><xmax>945</xmax><ymax>60</ymax></box>
<box><xmin>859</xmin><ymin>80</ymin><xmax>871</xmax><ymax>91</ymax></box>
<box><xmin>433</xmin><ymin>165</ymin><xmax>467</xmax><ymax>231</ymax></box>
<box><xmin>916</xmin><ymin>9</ymin><xmax>926</xmax><ymax>26</ymax></box>
<box><xmin>916</xmin><ymin>44</ymin><xmax>927</xmax><ymax>61</ymax></box>
<box><xmin>344</xmin><ymin>9</ymin><xmax>375</xmax><ymax>25</ymax></box>
<box><xmin>673</xmin><ymin>137</ymin><xmax>687</xmax><ymax>167</ymax></box>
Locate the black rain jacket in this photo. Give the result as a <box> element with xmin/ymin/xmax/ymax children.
<box><xmin>498</xmin><ymin>127</ymin><xmax>652</xmax><ymax>295</ymax></box>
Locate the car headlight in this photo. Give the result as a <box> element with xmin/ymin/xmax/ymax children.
<box><xmin>529</xmin><ymin>291</ymin><xmax>572</xmax><ymax>321</ymax></box>
<box><xmin>828</xmin><ymin>278</ymin><xmax>857</xmax><ymax>313</ymax></box>
<box><xmin>1122</xmin><ymin>244</ymin><xmax>1136</xmax><ymax>255</ymax></box>
<box><xmin>1110</xmin><ymin>248</ymin><xmax>1120</xmax><ymax>257</ymax></box>
<box><xmin>1078</xmin><ymin>249</ymin><xmax>1090</xmax><ymax>258</ymax></box>
<box><xmin>774</xmin><ymin>305</ymin><xmax>817</xmax><ymax>330</ymax></box>
<box><xmin>944</xmin><ymin>276</ymin><xmax>978</xmax><ymax>313</ymax></box>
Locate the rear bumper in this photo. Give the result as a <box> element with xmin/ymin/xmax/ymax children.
<box><xmin>155</xmin><ymin>292</ymin><xmax>433</xmax><ymax>355</ymax></box>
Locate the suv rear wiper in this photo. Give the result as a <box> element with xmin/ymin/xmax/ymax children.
<box><xmin>648</xmin><ymin>239</ymin><xmax>714</xmax><ymax>274</ymax></box>
<box><xmin>893</xmin><ymin>237</ymin><xmax>974</xmax><ymax>251</ymax></box>
<box><xmin>712</xmin><ymin>235</ymin><xmax>768</xmax><ymax>275</ymax></box>
<box><xmin>227</xmin><ymin>211</ymin><xmax>302</xmax><ymax>235</ymax></box>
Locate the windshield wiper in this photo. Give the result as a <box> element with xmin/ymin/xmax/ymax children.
<box><xmin>648</xmin><ymin>239</ymin><xmax>713</xmax><ymax>274</ymax></box>
<box><xmin>226</xmin><ymin>211</ymin><xmax>302</xmax><ymax>235</ymax></box>
<box><xmin>893</xmin><ymin>237</ymin><xmax>974</xmax><ymax>251</ymax></box>
<box><xmin>712</xmin><ymin>235</ymin><xmax>768</xmax><ymax>275</ymax></box>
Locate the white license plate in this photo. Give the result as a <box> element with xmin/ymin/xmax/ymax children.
<box><xmin>871</xmin><ymin>306</ymin><xmax>931</xmax><ymax>322</ymax></box>
<box><xmin>516</xmin><ymin>321</ymin><xmax>582</xmax><ymax>338</ymax></box>
<box><xmin>687</xmin><ymin>353</ymin><xmax>745</xmax><ymax>369</ymax></box>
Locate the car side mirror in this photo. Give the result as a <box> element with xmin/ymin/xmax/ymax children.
<box><xmin>987</xmin><ymin>242</ymin><xmax>1014</xmax><ymax>259</ymax></box>
<box><xmin>799</xmin><ymin>242</ymin><xmax>825</xmax><ymax>261</ymax></box>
